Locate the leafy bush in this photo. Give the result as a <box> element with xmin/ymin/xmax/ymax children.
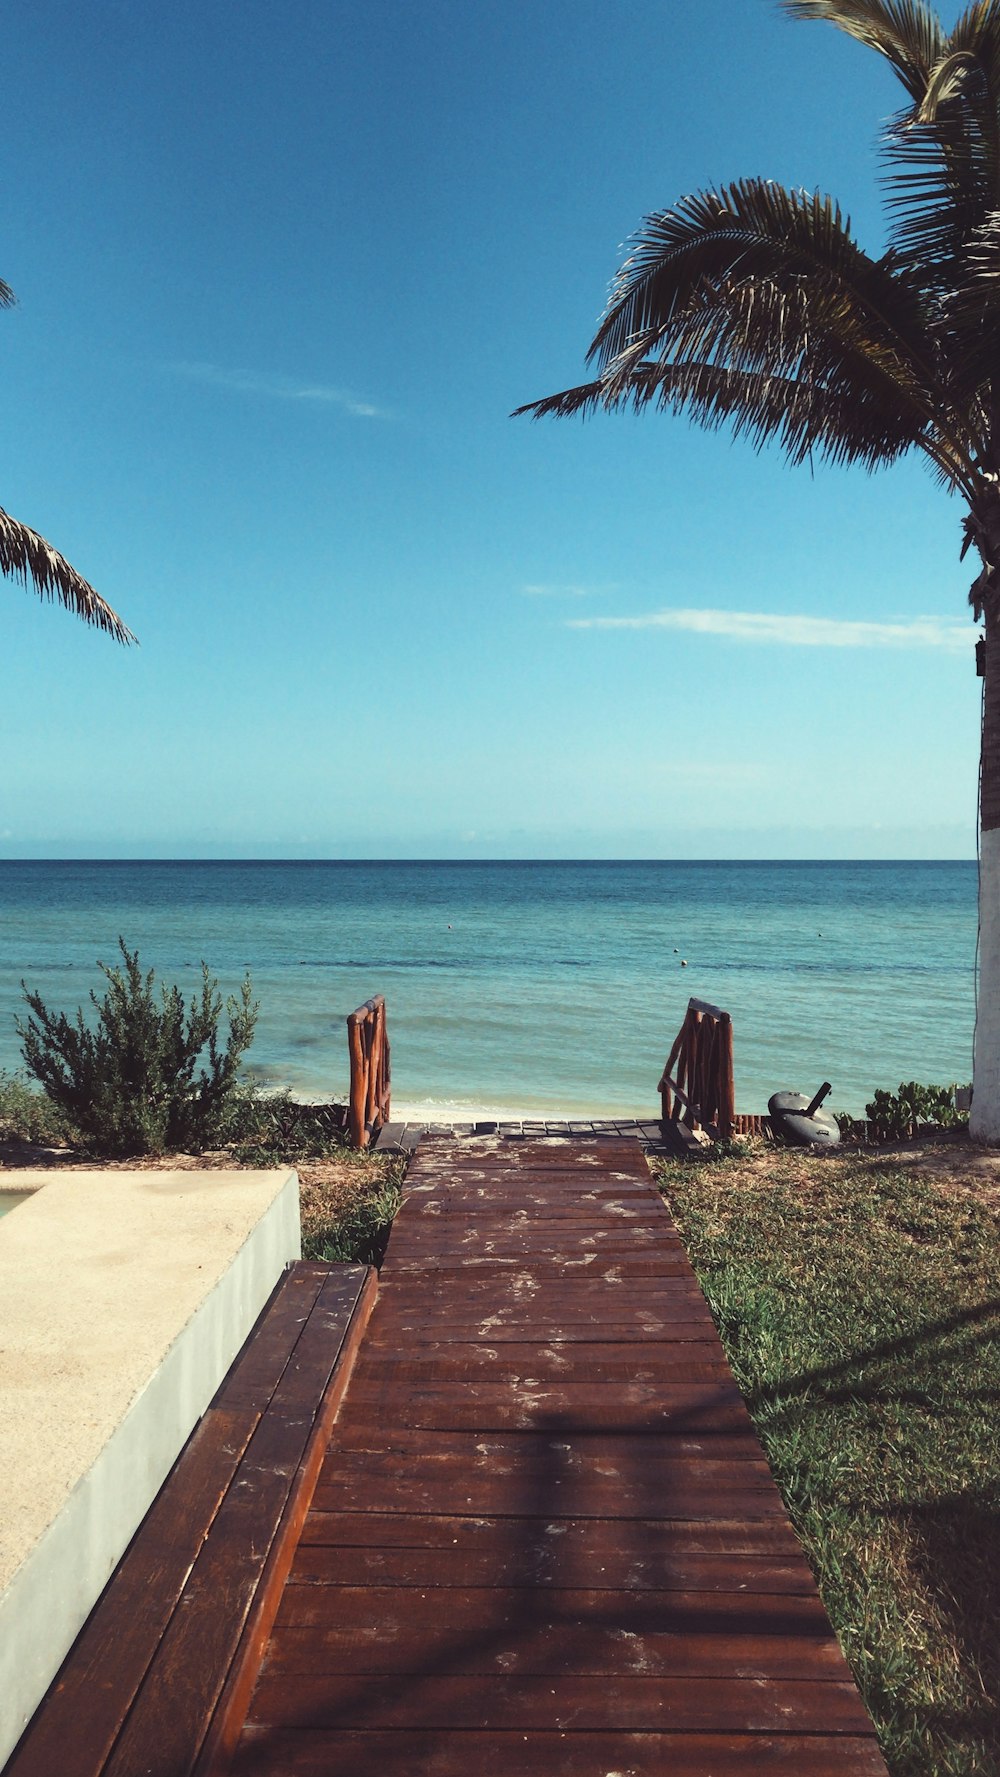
<box><xmin>17</xmin><ymin>939</ymin><xmax>258</xmax><ymax>1156</ymax></box>
<box><xmin>0</xmin><ymin>1070</ymin><xmax>73</xmax><ymax>1146</ymax></box>
<box><xmin>865</xmin><ymin>1081</ymin><xmax>970</xmax><ymax>1142</ymax></box>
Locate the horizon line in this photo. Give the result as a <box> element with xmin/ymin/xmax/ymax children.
<box><xmin>0</xmin><ymin>856</ymin><xmax>977</xmax><ymax>867</ymax></box>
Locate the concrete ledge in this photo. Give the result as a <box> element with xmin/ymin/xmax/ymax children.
<box><xmin>0</xmin><ymin>1167</ymin><xmax>301</xmax><ymax>1769</ymax></box>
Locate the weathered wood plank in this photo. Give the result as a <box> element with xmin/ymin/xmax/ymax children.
<box><xmin>289</xmin><ymin>1536</ymin><xmax>819</xmax><ymax>1593</ymax></box>
<box><xmin>228</xmin><ymin>1729</ymin><xmax>888</xmax><ymax>1777</ymax></box>
<box><xmin>310</xmin><ymin>1474</ymin><xmax>796</xmax><ymax>1523</ymax></box>
<box><xmin>347</xmin><ymin>1344</ymin><xmax>735</xmax><ymax>1381</ymax></box>
<box><xmin>365</xmin><ymin>1318</ymin><xmax>719</xmax><ymax>1343</ymax></box>
<box><xmin>375</xmin><ymin>1278</ymin><xmax>714</xmax><ymax>1304</ymax></box>
<box><xmin>246</xmin><ymin>1672</ymin><xmax>875</xmax><ymax>1734</ymax></box>
<box><xmin>336</xmin><ymin>1378</ymin><xmax>757</xmax><ymax>1433</ymax></box>
<box><xmin>295</xmin><ymin>1510</ymin><xmax>805</xmax><ymax>1557</ymax></box>
<box><xmin>262</xmin><ymin>1620</ymin><xmax>849</xmax><ymax>1680</ymax></box>
<box><xmin>325</xmin><ymin>1426</ymin><xmax>773</xmax><ymax>1463</ymax></box>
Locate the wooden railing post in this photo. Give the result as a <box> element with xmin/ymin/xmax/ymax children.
<box><xmin>657</xmin><ymin>996</ymin><xmax>736</xmax><ymax>1142</ymax></box>
<box><xmin>347</xmin><ymin>1009</ymin><xmax>368</xmax><ymax>1150</ymax></box>
<box><xmin>346</xmin><ymin>995</ymin><xmax>391</xmax><ymax>1149</ymax></box>
<box><xmin>719</xmin><ymin>1012</ymin><xmax>735</xmax><ymax>1139</ymax></box>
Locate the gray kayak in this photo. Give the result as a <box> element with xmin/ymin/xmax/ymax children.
<box><xmin>768</xmin><ymin>1085</ymin><xmax>840</xmax><ymax>1148</ymax></box>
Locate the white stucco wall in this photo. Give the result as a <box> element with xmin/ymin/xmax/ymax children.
<box><xmin>972</xmin><ymin>828</ymin><xmax>1000</xmax><ymax>1143</ymax></box>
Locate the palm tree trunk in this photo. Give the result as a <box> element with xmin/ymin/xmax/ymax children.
<box><xmin>971</xmin><ymin>603</ymin><xmax>1000</xmax><ymax>1140</ymax></box>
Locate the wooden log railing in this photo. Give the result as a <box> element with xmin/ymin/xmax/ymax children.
<box><xmin>658</xmin><ymin>996</ymin><xmax>735</xmax><ymax>1142</ymax></box>
<box><xmin>347</xmin><ymin>995</ymin><xmax>391</xmax><ymax>1149</ymax></box>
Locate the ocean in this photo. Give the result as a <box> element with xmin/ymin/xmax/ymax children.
<box><xmin>0</xmin><ymin>859</ymin><xmax>977</xmax><ymax>1120</ymax></box>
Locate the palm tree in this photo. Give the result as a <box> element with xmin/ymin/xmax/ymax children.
<box><xmin>0</xmin><ymin>279</ymin><xmax>133</xmax><ymax>644</ymax></box>
<box><xmin>517</xmin><ymin>0</ymin><xmax>1000</xmax><ymax>1141</ymax></box>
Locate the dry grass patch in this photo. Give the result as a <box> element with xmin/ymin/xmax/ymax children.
<box><xmin>296</xmin><ymin>1152</ymin><xmax>403</xmax><ymax>1263</ymax></box>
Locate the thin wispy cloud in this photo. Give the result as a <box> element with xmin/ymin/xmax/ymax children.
<box><xmin>521</xmin><ymin>582</ymin><xmax>595</xmax><ymax>599</ymax></box>
<box><xmin>168</xmin><ymin>360</ymin><xmax>388</xmax><ymax>418</ymax></box>
<box><xmin>567</xmin><ymin>607</ymin><xmax>972</xmax><ymax>652</ymax></box>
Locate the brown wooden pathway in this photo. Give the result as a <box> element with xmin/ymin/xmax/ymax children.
<box><xmin>228</xmin><ymin>1135</ymin><xmax>887</xmax><ymax>1776</ymax></box>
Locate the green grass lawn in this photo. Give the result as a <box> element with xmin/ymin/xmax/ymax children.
<box><xmin>655</xmin><ymin>1144</ymin><xmax>1000</xmax><ymax>1777</ymax></box>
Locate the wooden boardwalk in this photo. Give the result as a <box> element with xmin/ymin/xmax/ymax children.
<box><xmin>230</xmin><ymin>1135</ymin><xmax>887</xmax><ymax>1776</ymax></box>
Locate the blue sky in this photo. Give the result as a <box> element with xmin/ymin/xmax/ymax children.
<box><xmin>0</xmin><ymin>0</ymin><xmax>980</xmax><ymax>858</ymax></box>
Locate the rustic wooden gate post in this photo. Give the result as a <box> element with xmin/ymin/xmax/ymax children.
<box><xmin>347</xmin><ymin>995</ymin><xmax>391</xmax><ymax>1149</ymax></box>
<box><xmin>658</xmin><ymin>996</ymin><xmax>735</xmax><ymax>1141</ymax></box>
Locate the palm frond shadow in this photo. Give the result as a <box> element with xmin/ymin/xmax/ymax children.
<box><xmin>900</xmin><ymin>1488</ymin><xmax>1000</xmax><ymax>1694</ymax></box>
<box><xmin>278</xmin><ymin>1402</ymin><xmax>833</xmax><ymax>1767</ymax></box>
<box><xmin>741</xmin><ymin>1295</ymin><xmax>1000</xmax><ymax>1410</ymax></box>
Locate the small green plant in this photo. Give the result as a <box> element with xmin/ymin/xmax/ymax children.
<box><xmin>833</xmin><ymin>1107</ymin><xmax>868</xmax><ymax>1141</ymax></box>
<box><xmin>304</xmin><ymin>1173</ymin><xmax>402</xmax><ymax>1265</ymax></box>
<box><xmin>220</xmin><ymin>1084</ymin><xmax>347</xmax><ymax>1164</ymax></box>
<box><xmin>708</xmin><ymin>1133</ymin><xmax>756</xmax><ymax>1160</ymax></box>
<box><xmin>865</xmin><ymin>1081</ymin><xmax>970</xmax><ymax>1142</ymax></box>
<box><xmin>17</xmin><ymin>939</ymin><xmax>258</xmax><ymax>1157</ymax></box>
<box><xmin>0</xmin><ymin>1070</ymin><xmax>72</xmax><ymax>1146</ymax></box>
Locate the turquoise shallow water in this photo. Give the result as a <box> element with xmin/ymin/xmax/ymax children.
<box><xmin>0</xmin><ymin>860</ymin><xmax>977</xmax><ymax>1118</ymax></box>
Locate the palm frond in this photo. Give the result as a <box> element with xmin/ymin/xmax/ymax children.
<box><xmin>585</xmin><ymin>182</ymin><xmax>959</xmax><ymax>445</ymax></box>
<box><xmin>588</xmin><ymin>181</ymin><xmax>931</xmax><ymax>377</ymax></box>
<box><xmin>0</xmin><ymin>508</ymin><xmax>135</xmax><ymax>644</ymax></box>
<box><xmin>883</xmin><ymin>118</ymin><xmax>998</xmax><ymax>275</ymax></box>
<box><xmin>948</xmin><ymin>0</ymin><xmax>1000</xmax><ymax>84</ymax></box>
<box><xmin>781</xmin><ymin>0</ymin><xmax>944</xmax><ymax>99</ymax></box>
<box><xmin>918</xmin><ymin>48</ymin><xmax>987</xmax><ymax>116</ymax></box>
<box><xmin>513</xmin><ymin>380</ymin><xmax>609</xmax><ymax>421</ymax></box>
<box><xmin>519</xmin><ymin>334</ymin><xmax>969</xmax><ymax>484</ymax></box>
<box><xmin>937</xmin><ymin>208</ymin><xmax>1000</xmax><ymax>397</ymax></box>
<box><xmin>518</xmin><ymin>358</ymin><xmax>921</xmax><ymax>471</ymax></box>
<box><xmin>882</xmin><ymin>7</ymin><xmax>1000</xmax><ymax>275</ymax></box>
<box><xmin>518</xmin><ymin>180</ymin><xmax>983</xmax><ymax>494</ymax></box>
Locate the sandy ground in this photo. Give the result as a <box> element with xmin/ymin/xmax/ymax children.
<box><xmin>704</xmin><ymin>1131</ymin><xmax>1000</xmax><ymax>1205</ymax></box>
<box><xmin>859</xmin><ymin>1136</ymin><xmax>1000</xmax><ymax>1199</ymax></box>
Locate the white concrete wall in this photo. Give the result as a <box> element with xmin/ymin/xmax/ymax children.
<box><xmin>0</xmin><ymin>1167</ymin><xmax>300</xmax><ymax>1770</ymax></box>
<box><xmin>972</xmin><ymin>828</ymin><xmax>1000</xmax><ymax>1143</ymax></box>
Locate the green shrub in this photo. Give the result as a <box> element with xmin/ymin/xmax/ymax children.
<box><xmin>865</xmin><ymin>1080</ymin><xmax>969</xmax><ymax>1142</ymax></box>
<box><xmin>0</xmin><ymin>1070</ymin><xmax>73</xmax><ymax>1145</ymax></box>
<box><xmin>17</xmin><ymin>939</ymin><xmax>258</xmax><ymax>1157</ymax></box>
